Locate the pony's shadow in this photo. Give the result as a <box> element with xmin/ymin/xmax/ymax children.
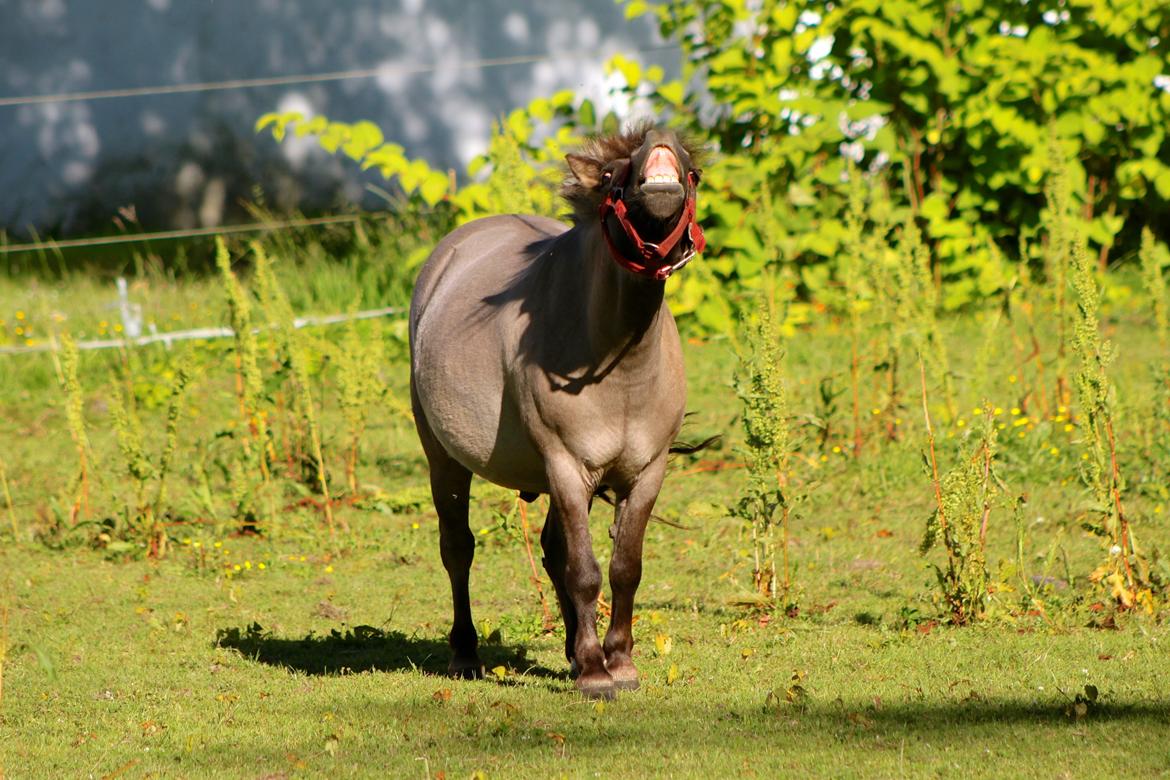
<box><xmin>215</xmin><ymin>623</ymin><xmax>564</xmax><ymax>680</ymax></box>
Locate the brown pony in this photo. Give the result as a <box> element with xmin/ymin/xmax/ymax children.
<box><xmin>409</xmin><ymin>123</ymin><xmax>705</xmax><ymax>698</ymax></box>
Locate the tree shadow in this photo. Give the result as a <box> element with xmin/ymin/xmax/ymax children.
<box><xmin>214</xmin><ymin>622</ymin><xmax>565</xmax><ymax>680</ymax></box>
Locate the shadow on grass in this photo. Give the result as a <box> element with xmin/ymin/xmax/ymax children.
<box><xmin>215</xmin><ymin>622</ymin><xmax>564</xmax><ymax>680</ymax></box>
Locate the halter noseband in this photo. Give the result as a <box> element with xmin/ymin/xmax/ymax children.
<box><xmin>597</xmin><ymin>166</ymin><xmax>706</xmax><ymax>282</ymax></box>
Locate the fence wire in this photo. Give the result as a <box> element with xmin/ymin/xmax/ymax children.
<box><xmin>0</xmin><ymin>45</ymin><xmax>679</xmax><ymax>108</ymax></box>
<box><xmin>0</xmin><ymin>305</ymin><xmax>404</xmax><ymax>356</ymax></box>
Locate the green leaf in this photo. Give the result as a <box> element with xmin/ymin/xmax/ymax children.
<box><xmin>419</xmin><ymin>170</ymin><xmax>450</xmax><ymax>206</ymax></box>
<box><xmin>608</xmin><ymin>53</ymin><xmax>642</xmax><ymax>86</ymax></box>
<box><xmin>658</xmin><ymin>81</ymin><xmax>685</xmax><ymax>106</ymax></box>
<box><xmin>579</xmin><ymin>99</ymin><xmax>597</xmax><ymax>127</ymax></box>
<box><xmin>342</xmin><ymin>121</ymin><xmax>384</xmax><ymax>161</ymax></box>
<box><xmin>528</xmin><ymin>98</ymin><xmax>553</xmax><ymax>123</ymax></box>
<box><xmin>624</xmin><ymin>0</ymin><xmax>649</xmax><ymax>20</ymax></box>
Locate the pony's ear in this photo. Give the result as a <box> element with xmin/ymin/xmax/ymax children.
<box><xmin>566</xmin><ymin>154</ymin><xmax>604</xmax><ymax>189</ymax></box>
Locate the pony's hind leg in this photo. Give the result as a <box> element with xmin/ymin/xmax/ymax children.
<box><xmin>412</xmin><ymin>387</ymin><xmax>481</xmax><ymax>679</ymax></box>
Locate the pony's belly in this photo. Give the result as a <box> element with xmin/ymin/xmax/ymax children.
<box><xmin>414</xmin><ymin>360</ymin><xmax>549</xmax><ymax>493</ymax></box>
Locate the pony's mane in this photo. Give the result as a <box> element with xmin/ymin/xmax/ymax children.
<box><xmin>560</xmin><ymin>120</ymin><xmax>703</xmax><ymax>224</ymax></box>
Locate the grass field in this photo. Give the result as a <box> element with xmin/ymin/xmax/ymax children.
<box><xmin>1</xmin><ymin>245</ymin><xmax>1169</xmax><ymax>777</ymax></box>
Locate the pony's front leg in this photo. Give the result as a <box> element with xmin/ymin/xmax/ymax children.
<box><xmin>547</xmin><ymin>458</ymin><xmax>612</xmax><ymax>699</ymax></box>
<box><xmin>603</xmin><ymin>454</ymin><xmax>667</xmax><ymax>691</ymax></box>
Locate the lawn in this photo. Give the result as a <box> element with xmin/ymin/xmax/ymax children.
<box><xmin>1</xmin><ymin>255</ymin><xmax>1169</xmax><ymax>778</ymax></box>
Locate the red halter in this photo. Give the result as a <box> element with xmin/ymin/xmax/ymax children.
<box><xmin>597</xmin><ymin>168</ymin><xmax>706</xmax><ymax>281</ymax></box>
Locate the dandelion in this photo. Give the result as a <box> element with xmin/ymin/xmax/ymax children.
<box><xmin>324</xmin><ymin>565</ymin><xmax>334</xmax><ymax>573</ymax></box>
<box><xmin>1008</xmin><ymin>374</ymin><xmax>1018</xmax><ymax>384</ymax></box>
<box><xmin>1011</xmin><ymin>407</ymin><xmax>1021</xmax><ymax>416</ymax></box>
<box><xmin>257</xmin><ymin>562</ymin><xmax>266</xmax><ymax>570</ymax></box>
<box><xmin>232</xmin><ymin>564</ymin><xmax>241</xmax><ymax>572</ymax></box>
<box><xmin>244</xmin><ymin>561</ymin><xmax>252</xmax><ymax>570</ymax></box>
<box><xmin>1049</xmin><ymin>447</ymin><xmax>1059</xmax><ymax>456</ymax></box>
<box><xmin>1064</xmin><ymin>424</ymin><xmax>1074</xmax><ymax>432</ymax></box>
<box><xmin>832</xmin><ymin>445</ymin><xmax>842</xmax><ymax>454</ymax></box>
<box><xmin>411</xmin><ymin>522</ymin><xmax>420</xmax><ymax>530</ymax></box>
<box><xmin>993</xmin><ymin>407</ymin><xmax>1003</xmax><ymax>416</ymax></box>
<box><xmin>957</xmin><ymin>419</ymin><xmax>967</xmax><ymax>428</ymax></box>
<box><xmin>15</xmin><ymin>311</ymin><xmax>25</xmax><ymax>321</ymax></box>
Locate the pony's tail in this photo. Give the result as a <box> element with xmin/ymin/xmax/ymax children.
<box><xmin>668</xmin><ymin>434</ymin><xmax>721</xmax><ymax>456</ymax></box>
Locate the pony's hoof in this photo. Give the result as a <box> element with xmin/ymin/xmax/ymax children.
<box><xmin>576</xmin><ymin>673</ymin><xmax>616</xmax><ymax>700</ymax></box>
<box><xmin>448</xmin><ymin>658</ymin><xmax>484</xmax><ymax>680</ymax></box>
<box><xmin>604</xmin><ymin>654</ymin><xmax>639</xmax><ymax>690</ymax></box>
<box><xmin>608</xmin><ymin>667</ymin><xmax>639</xmax><ymax>691</ymax></box>
<box><xmin>568</xmin><ymin>658</ymin><xmax>580</xmax><ymax>679</ymax></box>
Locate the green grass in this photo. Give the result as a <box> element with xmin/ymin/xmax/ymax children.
<box><xmin>3</xmin><ymin>525</ymin><xmax>1168</xmax><ymax>777</ymax></box>
<box><xmin>1</xmin><ymin>261</ymin><xmax>1169</xmax><ymax>777</ymax></box>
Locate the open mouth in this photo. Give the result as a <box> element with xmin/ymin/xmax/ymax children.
<box><xmin>640</xmin><ymin>146</ymin><xmax>684</xmax><ymax>194</ymax></box>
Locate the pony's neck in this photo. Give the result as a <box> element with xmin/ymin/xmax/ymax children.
<box><xmin>576</xmin><ymin>223</ymin><xmax>669</xmax><ymax>359</ymax></box>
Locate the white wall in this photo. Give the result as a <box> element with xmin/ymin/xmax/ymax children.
<box><xmin>0</xmin><ymin>0</ymin><xmax>674</xmax><ymax>238</ymax></box>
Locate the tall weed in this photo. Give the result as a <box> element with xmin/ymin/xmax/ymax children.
<box><xmin>731</xmin><ymin>302</ymin><xmax>797</xmax><ymax>607</ymax></box>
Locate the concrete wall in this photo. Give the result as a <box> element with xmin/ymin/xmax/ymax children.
<box><xmin>0</xmin><ymin>0</ymin><xmax>674</xmax><ymax>238</ymax></box>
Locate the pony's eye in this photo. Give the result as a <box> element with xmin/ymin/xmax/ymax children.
<box><xmin>602</xmin><ymin>171</ymin><xmax>612</xmax><ymax>183</ymax></box>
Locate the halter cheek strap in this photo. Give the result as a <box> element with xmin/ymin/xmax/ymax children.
<box><xmin>597</xmin><ymin>169</ymin><xmax>706</xmax><ymax>281</ymax></box>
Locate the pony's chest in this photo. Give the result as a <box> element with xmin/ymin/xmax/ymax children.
<box><xmin>531</xmin><ymin>374</ymin><xmax>685</xmax><ymax>474</ymax></box>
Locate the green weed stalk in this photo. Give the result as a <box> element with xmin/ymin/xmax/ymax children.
<box><xmin>0</xmin><ymin>584</ymin><xmax>7</xmax><ymax>713</ymax></box>
<box><xmin>252</xmin><ymin>241</ymin><xmax>337</xmax><ymax>535</ymax></box>
<box><xmin>335</xmin><ymin>304</ymin><xmax>383</xmax><ymax>494</ymax></box>
<box><xmin>1004</xmin><ymin>241</ymin><xmax>1051</xmax><ymax>419</ymax></box>
<box><xmin>151</xmin><ymin>355</ymin><xmax>192</xmax><ymax>556</ymax></box>
<box><xmin>51</xmin><ymin>333</ymin><xmax>92</xmax><ymax>523</ymax></box>
<box><xmin>840</xmin><ymin>168</ymin><xmax>869</xmax><ymax>456</ymax></box>
<box><xmin>896</xmin><ymin>220</ymin><xmax>954</xmax><ymax>420</ymax></box>
<box><xmin>859</xmin><ymin>199</ymin><xmax>902</xmax><ymax>442</ymax></box>
<box><xmin>0</xmin><ymin>459</ymin><xmax>16</xmax><ymax>541</ymax></box>
<box><xmin>107</xmin><ymin>352</ymin><xmax>191</xmax><ymax>557</ymax></box>
<box><xmin>216</xmin><ymin>237</ymin><xmax>276</xmax><ymax>532</ymax></box>
<box><xmin>919</xmin><ymin>360</ymin><xmax>996</xmax><ymax>624</ymax></box>
<box><xmin>1070</xmin><ymin>240</ymin><xmax>1147</xmax><ymax>606</ymax></box>
<box><xmin>732</xmin><ymin>303</ymin><xmax>795</xmax><ymax>606</ymax></box>
<box><xmin>1043</xmin><ymin>138</ymin><xmax>1075</xmax><ymax>410</ymax></box>
<box><xmin>1139</xmin><ymin>228</ymin><xmax>1168</xmax><ymax>349</ymax></box>
<box><xmin>109</xmin><ymin>382</ymin><xmax>155</xmax><ymax>541</ymax></box>
<box><xmin>152</xmin><ymin>355</ymin><xmax>192</xmax><ymax>526</ymax></box>
<box><xmin>1138</xmin><ymin>229</ymin><xmax>1170</xmax><ymax>478</ymax></box>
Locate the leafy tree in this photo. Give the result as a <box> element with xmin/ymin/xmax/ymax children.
<box><xmin>623</xmin><ymin>0</ymin><xmax>1170</xmax><ymax>309</ymax></box>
